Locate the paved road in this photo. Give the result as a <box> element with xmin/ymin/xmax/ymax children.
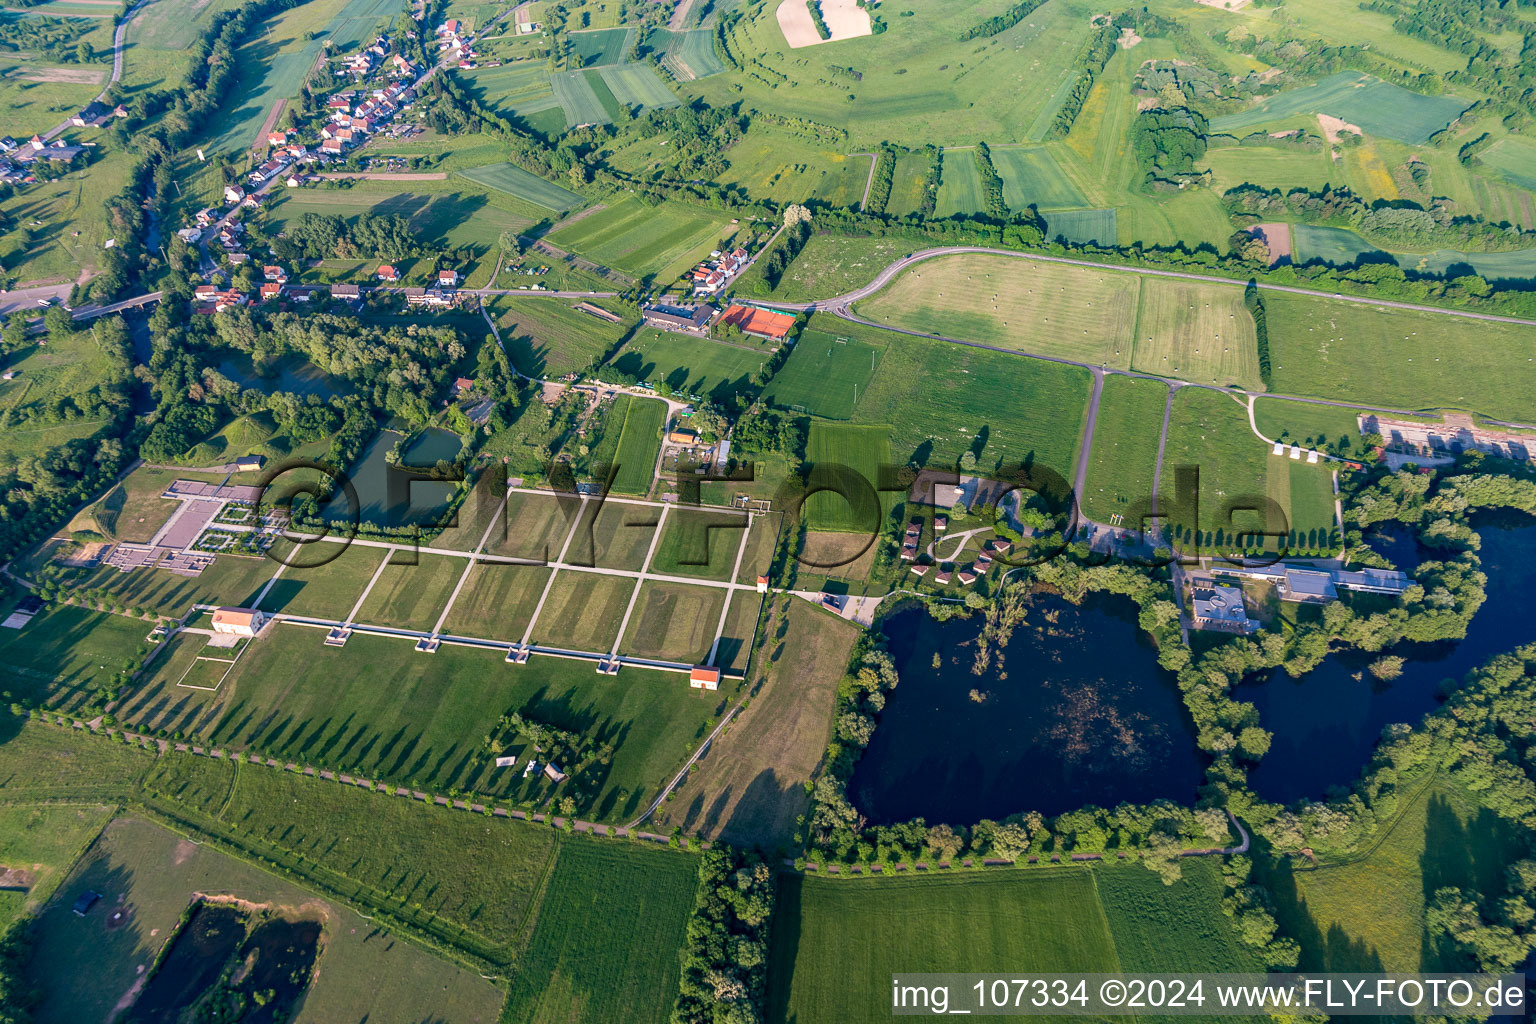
<box><xmin>852</xmin><ymin>152</ymin><xmax>877</xmax><ymax>211</ymax></box>
<box><xmin>772</xmin><ymin>245</ymin><xmax>1536</xmax><ymax>328</ymax></box>
<box><xmin>40</xmin><ymin>0</ymin><xmax>153</xmax><ymax>143</ymax></box>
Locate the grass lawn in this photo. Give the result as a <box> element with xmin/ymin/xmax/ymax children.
<box><xmin>0</xmin><ymin>802</ymin><xmax>114</xmax><ymax>929</ymax></box>
<box><xmin>27</xmin><ymin>813</ymin><xmax>506</xmax><ymax>1024</ymax></box>
<box><xmin>1264</xmin><ymin>290</ymin><xmax>1536</xmax><ymax>421</ymax></box>
<box><xmin>529</xmin><ymin>569</ymin><xmax>634</xmax><ymax>651</ymax></box>
<box><xmin>257</xmin><ymin>543</ymin><xmax>385</xmax><ymax>621</ymax></box>
<box><xmin>564</xmin><ymin>498</ymin><xmax>662</xmax><ymax>572</ymax></box>
<box><xmin>546</xmin><ymin>196</ymin><xmax>734</xmax><ymax>283</ymax></box>
<box><xmin>1130</xmin><ymin>280</ymin><xmax>1263</xmax><ymax>390</ymax></box>
<box><xmin>714</xmin><ymin>591</ymin><xmax>763</xmax><ymax>673</ymax></box>
<box><xmin>765</xmin><ymin>233</ymin><xmax>911</xmax><ymax>303</ymax></box>
<box><xmin>0</xmin><ymin>721</ymin><xmax>153</xmax><ymax>802</ymax></box>
<box><xmin>1253</xmin><ymin>397</ymin><xmax>1370</xmax><ymax>458</ymax></box>
<box><xmin>803</xmin><ymin>423</ymin><xmax>892</xmax><ymax>534</ymax></box>
<box><xmin>484</xmin><ymin>489</ymin><xmax>583</xmax><ymax>561</ymax></box>
<box><xmin>0</xmin><ymin>331</ymin><xmax>117</xmax><ymax>461</ymax></box>
<box><xmin>669</xmin><ymin>597</ymin><xmax>856</xmax><ymax>845</ymax></box>
<box><xmin>834</xmin><ymin>317</ymin><xmax>1092</xmax><ymax>482</ymax></box>
<box><xmin>490</xmin><ymin>295</ymin><xmax>630</xmax><ymax>379</ymax></box>
<box><xmin>439</xmin><ymin>563</ymin><xmax>551</xmax><ymax>639</ymax></box>
<box><xmin>605</xmin><ymin>329</ymin><xmax>770</xmax><ymax>408</ymax></box>
<box><xmin>619</xmin><ymin>581</ymin><xmax>725</xmax><ymax>663</ymax></box>
<box><xmin>1265</xmin><ymin>780</ymin><xmax>1526</xmax><ymax>972</ymax></box>
<box><xmin>767</xmin><ymin>869</ymin><xmax>1122</xmax><ymax>1023</ymax></box>
<box><xmin>762</xmin><ymin>328</ymin><xmax>885</xmax><ymax>421</ymax></box>
<box><xmin>1080</xmin><ymin>375</ymin><xmax>1169</xmax><ymax>525</ymax></box>
<box><xmin>0</xmin><ymin>607</ymin><xmax>152</xmax><ymax>710</ymax></box>
<box><xmin>353</xmin><ymin>553</ymin><xmax>465</xmax><ymax>631</ymax></box>
<box><xmin>650</xmin><ymin>507</ymin><xmax>750</xmax><ymax>581</ymax></box>
<box><xmin>501</xmin><ymin>839</ymin><xmax>697</xmax><ymax>1024</ymax></box>
<box><xmin>63</xmin><ymin>555</ymin><xmax>277</xmax><ymax>619</ymax></box>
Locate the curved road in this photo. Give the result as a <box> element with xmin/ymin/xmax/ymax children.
<box><xmin>42</xmin><ymin>0</ymin><xmax>154</xmax><ymax>143</ymax></box>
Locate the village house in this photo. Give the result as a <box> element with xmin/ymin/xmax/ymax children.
<box><xmin>330</xmin><ymin>283</ymin><xmax>361</xmax><ymax>301</ymax></box>
<box><xmin>260</xmin><ymin>281</ymin><xmax>283</xmax><ymax>302</ymax></box>
<box><xmin>262</xmin><ymin>265</ymin><xmax>287</xmax><ymax>282</ymax></box>
<box><xmin>224</xmin><ymin>184</ymin><xmax>246</xmax><ymax>204</ymax></box>
<box><xmin>376</xmin><ymin>263</ymin><xmax>400</xmax><ymax>281</ymax></box>
<box><xmin>437</xmin><ymin>268</ymin><xmax>459</xmax><ymax>287</ymax></box>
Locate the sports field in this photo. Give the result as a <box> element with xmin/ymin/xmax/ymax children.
<box><xmin>588</xmin><ymin>394</ymin><xmax>666</xmax><ymax>495</ymax></box>
<box><xmin>501</xmin><ymin>840</ymin><xmax>696</xmax><ymax>1024</ymax></box>
<box><xmin>803</xmin><ymin>422</ymin><xmax>892</xmax><ymax>533</ymax></box>
<box><xmin>763</xmin><ymin>328</ymin><xmax>884</xmax><ymax>419</ymax></box>
<box><xmin>620</xmin><ymin>581</ymin><xmax>725</xmax><ymax>662</ymax></box>
<box><xmin>570</xmin><ymin>25</ymin><xmax>632</xmax><ymax>66</ymax></box>
<box><xmin>1130</xmin><ymin>281</ymin><xmax>1263</xmax><ymax>389</ymax></box>
<box><xmin>546</xmin><ymin>196</ymin><xmax>733</xmax><ymax>281</ymax></box>
<box><xmin>606</xmin><ymin>329</ymin><xmax>769</xmax><ymax>407</ymax></box>
<box><xmin>457</xmin><ymin>162</ymin><xmax>585</xmax><ymax>212</ymax></box>
<box><xmin>645</xmin><ymin>27</ymin><xmax>725</xmax><ymax>80</ymax></box>
<box><xmin>991</xmin><ymin>146</ymin><xmax>1087</xmax><ymax>210</ymax></box>
<box><xmin>1209</xmin><ymin>72</ymin><xmax>1469</xmax><ymax>145</ymax></box>
<box><xmin>1080</xmin><ymin>375</ymin><xmax>1169</xmax><ymax>525</ymax></box>
<box><xmin>491</xmin><ymin>296</ymin><xmax>629</xmax><ymax>379</ymax></box>
<box><xmin>1264</xmin><ymin>290</ymin><xmax>1536</xmax><ymax>421</ymax></box>
<box><xmin>935</xmin><ymin>150</ymin><xmax>985</xmax><ymax>218</ymax></box>
<box><xmin>835</xmin><ymin>317</ymin><xmax>1092</xmax><ymax>480</ymax></box>
<box><xmin>598</xmin><ymin>62</ymin><xmax>680</xmax><ymax>110</ymax></box>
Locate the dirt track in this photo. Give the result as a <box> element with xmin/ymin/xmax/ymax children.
<box><xmin>317</xmin><ymin>172</ymin><xmax>450</xmax><ymax>181</ymax></box>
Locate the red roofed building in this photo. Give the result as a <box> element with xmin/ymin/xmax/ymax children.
<box><xmin>377</xmin><ymin>264</ymin><xmax>399</xmax><ymax>281</ymax></box>
<box><xmin>689</xmin><ymin>666</ymin><xmax>722</xmax><ymax>691</ymax></box>
<box><xmin>720</xmin><ymin>305</ymin><xmax>795</xmax><ymax>342</ymax></box>
<box><xmin>260</xmin><ymin>282</ymin><xmax>282</xmax><ymax>301</ymax></box>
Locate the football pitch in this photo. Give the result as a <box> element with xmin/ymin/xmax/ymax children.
<box><xmin>763</xmin><ymin>329</ymin><xmax>884</xmax><ymax>420</ymax></box>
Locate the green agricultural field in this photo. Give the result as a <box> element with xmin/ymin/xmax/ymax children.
<box><xmin>1481</xmin><ymin>137</ymin><xmax>1536</xmax><ymax>193</ymax></box>
<box><xmin>490</xmin><ymin>295</ymin><xmax>630</xmax><ymax>379</ymax></box>
<box><xmin>1041</xmin><ymin>207</ymin><xmax>1119</xmax><ymax>246</ymax></box>
<box><xmin>1199</xmin><ymin>145</ymin><xmax>1342</xmax><ymax>194</ymax></box>
<box><xmin>546</xmin><ymin>196</ymin><xmax>733</xmax><ymax>282</ymax></box>
<box><xmin>649</xmin><ymin>507</ymin><xmax>751</xmax><ymax>582</ymax></box>
<box><xmin>120</xmin><ymin>630</ymin><xmax>714</xmax><ymax>820</ymax></box>
<box><xmin>597</xmin><ymin>62</ymin><xmax>680</xmax><ymax>110</ymax></box>
<box><xmin>27</xmin><ymin>813</ymin><xmax>505</xmax><ymax>1024</ymax></box>
<box><xmin>885</xmin><ymin>150</ymin><xmax>934</xmax><ymax>217</ymax></box>
<box><xmin>767</xmin><ymin>234</ymin><xmax>911</xmax><ymax>303</ymax></box>
<box><xmin>620</xmin><ymin>581</ymin><xmax>725</xmax><ymax>663</ymax></box>
<box><xmin>1396</xmin><ymin>247</ymin><xmax>1536</xmax><ymax>282</ymax></box>
<box><xmin>587</xmin><ymin>393</ymin><xmax>666</xmax><ymax>495</ymax></box>
<box><xmin>803</xmin><ymin>422</ymin><xmax>892</xmax><ymax>533</ymax></box>
<box><xmin>645</xmin><ymin>27</ymin><xmax>724</xmax><ymax>81</ymax></box>
<box><xmin>935</xmin><ymin>149</ymin><xmax>985</xmax><ymax>218</ymax></box>
<box><xmin>502</xmin><ymin>840</ymin><xmax>697</xmax><ymax>1024</ymax></box>
<box><xmin>767</xmin><ymin>870</ymin><xmax>1123</xmax><ymax>1023</ymax></box>
<box><xmin>1209</xmin><ymin>72</ymin><xmax>1469</xmax><ymax>145</ymax></box>
<box><xmin>1266</xmin><ymin>780</ymin><xmax>1526</xmax><ymax>972</ymax></box>
<box><xmin>456</xmin><ymin>162</ymin><xmax>585</xmax><ymax>212</ymax></box>
<box><xmin>834</xmin><ymin>316</ymin><xmax>1092</xmax><ymax>480</ymax></box>
<box><xmin>0</xmin><ymin>607</ymin><xmax>152</xmax><ymax>710</ymax></box>
<box><xmin>605</xmin><ymin>329</ymin><xmax>770</xmax><ymax>407</ymax></box>
<box><xmin>991</xmin><ymin>145</ymin><xmax>1088</xmax><ymax>210</ymax></box>
<box><xmin>1263</xmin><ymin>290</ymin><xmax>1536</xmax><ymax>421</ymax></box>
<box><xmin>1080</xmin><ymin>375</ymin><xmax>1169</xmax><ymax>525</ymax></box>
<box><xmin>439</xmin><ymin>562</ymin><xmax>550</xmax><ymax>638</ymax></box>
<box><xmin>715</xmin><ymin>129</ymin><xmax>870</xmax><ymax>207</ymax></box>
<box><xmin>855</xmin><ymin>252</ymin><xmax>1140</xmax><ymax>367</ymax></box>
<box><xmin>763</xmin><ymin>328</ymin><xmax>885</xmax><ymax>419</ymax></box>
<box><xmin>570</xmin><ymin>25</ymin><xmax>632</xmax><ymax>66</ymax></box>
<box><xmin>1130</xmin><ymin>280</ymin><xmax>1263</xmax><ymax>389</ymax></box>
<box><xmin>688</xmin><ymin>0</ymin><xmax>1096</xmax><ymax>148</ymax></box>
<box><xmin>1095</xmin><ymin>859</ymin><xmax>1267</xmax><ymax>974</ymax></box>
<box><xmin>460</xmin><ymin>61</ymin><xmax>564</xmax><ymax>123</ymax></box>
<box><xmin>550</xmin><ymin>67</ymin><xmax>613</xmax><ymax>125</ymax></box>
<box><xmin>1291</xmin><ymin>224</ymin><xmax>1380</xmax><ymax>266</ymax></box>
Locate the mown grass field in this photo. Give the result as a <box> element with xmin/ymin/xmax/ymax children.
<box><xmin>597</xmin><ymin>62</ymin><xmax>680</xmax><ymax>110</ymax></box>
<box><xmin>119</xmin><ymin>631</ymin><xmax>715</xmax><ymax>821</ymax></box>
<box><xmin>885</xmin><ymin>150</ymin><xmax>933</xmax><ymax>216</ymax></box>
<box><xmin>645</xmin><ymin>27</ymin><xmax>724</xmax><ymax>80</ymax></box>
<box><xmin>457</xmin><ymin>162</ymin><xmax>585</xmax><ymax>212</ymax></box>
<box><xmin>0</xmin><ymin>56</ymin><xmax>104</xmax><ymax>138</ymax></box>
<box><xmin>0</xmin><ymin>142</ymin><xmax>136</xmax><ymax>284</ymax></box>
<box><xmin>546</xmin><ymin>196</ymin><xmax>733</xmax><ymax>282</ymax></box>
<box><xmin>439</xmin><ymin>562</ymin><xmax>550</xmax><ymax>638</ymax></box>
<box><xmin>802</xmin><ymin>422</ymin><xmax>892</xmax><ymax>534</ymax></box>
<box><xmin>1130</xmin><ymin>281</ymin><xmax>1262</xmax><ymax>389</ymax></box>
<box><xmin>715</xmin><ymin>130</ymin><xmax>870</xmax><ymax>207</ymax></box>
<box><xmin>1264</xmin><ymin>290</ymin><xmax>1536</xmax><ymax>421</ymax></box>
<box><xmin>27</xmin><ymin>812</ymin><xmax>506</xmax><ymax>1024</ymax></box>
<box><xmin>564</xmin><ymin>498</ymin><xmax>661</xmax><ymax>572</ymax></box>
<box><xmin>1198</xmin><ymin>144</ymin><xmax>1341</xmax><ymax>194</ymax></box>
<box><xmin>1041</xmin><ymin>207</ymin><xmax>1119</xmax><ymax>246</ymax></box>
<box><xmin>0</xmin><ymin>802</ymin><xmax>114</xmax><ymax>929</ymax></box>
<box><xmin>461</xmin><ymin>60</ymin><xmax>564</xmax><ymax>124</ymax></box>
<box><xmin>762</xmin><ymin>233</ymin><xmax>910</xmax><ymax>303</ymax></box>
<box><xmin>1253</xmin><ymin>397</ymin><xmax>1366</xmax><ymax>456</ymax></box>
<box><xmin>935</xmin><ymin>149</ymin><xmax>985</xmax><ymax>218</ymax></box>
<box><xmin>1081</xmin><ymin>375</ymin><xmax>1168</xmax><ymax>525</ymax></box>
<box><xmin>649</xmin><ymin>507</ymin><xmax>750</xmax><ymax>581</ymax></box>
<box><xmin>484</xmin><ymin>489</ymin><xmax>581</xmax><ymax>561</ymax></box>
<box><xmin>0</xmin><ymin>721</ymin><xmax>153</xmax><ymax>802</ymax></box>
<box><xmin>529</xmin><ymin>569</ymin><xmax>634</xmax><ymax>651</ymax></box>
<box><xmin>501</xmin><ymin>839</ymin><xmax>697</xmax><ymax>1024</ymax></box>
<box><xmin>491</xmin><ymin>295</ymin><xmax>629</xmax><ymax>379</ymax></box>
<box><xmin>1266</xmin><ymin>780</ymin><xmax>1526</xmax><ymax>972</ymax></box>
<box><xmin>620</xmin><ymin>581</ymin><xmax>725</xmax><ymax>663</ymax></box>
<box><xmin>586</xmin><ymin>393</ymin><xmax>666</xmax><ymax>495</ymax></box>
<box><xmin>353</xmin><ymin>553</ymin><xmax>465</xmax><ymax>631</ymax></box>
<box><xmin>60</xmin><ymin>554</ymin><xmax>276</xmax><ymax>621</ymax></box>
<box><xmin>833</xmin><ymin>316</ymin><xmax>1092</xmax><ymax>480</ymax></box>
<box><xmin>570</xmin><ymin>25</ymin><xmax>632</xmax><ymax>66</ymax></box>
<box><xmin>1209</xmin><ymin>71</ymin><xmax>1469</xmax><ymax>145</ymax></box>
<box><xmin>550</xmin><ymin>67</ymin><xmax>614</xmax><ymax>125</ymax></box>
<box><xmin>670</xmin><ymin>597</ymin><xmax>855</xmax><ymax>844</ymax></box>
<box><xmin>1481</xmin><ymin>137</ymin><xmax>1536</xmax><ymax>192</ymax></box>
<box><xmin>991</xmin><ymin>145</ymin><xmax>1087</xmax><ymax>210</ymax></box>
<box><xmin>763</xmin><ymin>327</ymin><xmax>885</xmax><ymax>419</ymax></box>
<box><xmin>605</xmin><ymin>329</ymin><xmax>769</xmax><ymax>407</ymax></box>
<box><xmin>0</xmin><ymin>606</ymin><xmax>152</xmax><ymax>710</ymax></box>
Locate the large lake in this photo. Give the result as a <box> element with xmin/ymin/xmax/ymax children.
<box><xmin>1239</xmin><ymin>513</ymin><xmax>1536</xmax><ymax>803</ymax></box>
<box><xmin>321</xmin><ymin>428</ymin><xmax>462</xmax><ymax>526</ymax></box>
<box><xmin>848</xmin><ymin>593</ymin><xmax>1203</xmax><ymax>826</ymax></box>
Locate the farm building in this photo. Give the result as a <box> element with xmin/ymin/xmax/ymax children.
<box><xmin>211</xmin><ymin>607</ymin><xmax>266</xmax><ymax>637</ymax></box>
<box><xmin>721</xmin><ymin>305</ymin><xmax>795</xmax><ymax>341</ymax></box>
<box><xmin>690</xmin><ymin>666</ymin><xmax>722</xmax><ymax>691</ymax></box>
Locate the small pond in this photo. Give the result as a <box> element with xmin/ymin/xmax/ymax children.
<box><xmin>235</xmin><ymin>915</ymin><xmax>322</xmax><ymax>1024</ymax></box>
<box><xmin>1239</xmin><ymin>512</ymin><xmax>1536</xmax><ymax>803</ymax></box>
<box><xmin>321</xmin><ymin>428</ymin><xmax>463</xmax><ymax>527</ymax></box>
<box><xmin>217</xmin><ymin>352</ymin><xmax>342</xmax><ymax>398</ymax></box>
<box><xmin>848</xmin><ymin>592</ymin><xmax>1204</xmax><ymax>826</ymax></box>
<box><xmin>122</xmin><ymin>903</ymin><xmax>246</xmax><ymax>1024</ymax></box>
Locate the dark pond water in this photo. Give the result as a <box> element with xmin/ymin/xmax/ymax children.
<box><xmin>848</xmin><ymin>593</ymin><xmax>1204</xmax><ymax>826</ymax></box>
<box><xmin>235</xmin><ymin>916</ymin><xmax>322</xmax><ymax>1024</ymax></box>
<box><xmin>217</xmin><ymin>352</ymin><xmax>341</xmax><ymax>397</ymax></box>
<box><xmin>1239</xmin><ymin>513</ymin><xmax>1536</xmax><ymax>803</ymax></box>
<box><xmin>123</xmin><ymin>903</ymin><xmax>246</xmax><ymax>1024</ymax></box>
<box><xmin>320</xmin><ymin>427</ymin><xmax>462</xmax><ymax>526</ymax></box>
